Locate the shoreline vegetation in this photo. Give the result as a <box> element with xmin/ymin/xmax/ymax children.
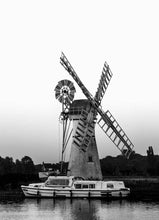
<box><xmin>0</xmin><ymin>177</ymin><xmax>159</xmax><ymax>202</ymax></box>
<box><xmin>0</xmin><ymin>177</ymin><xmax>159</xmax><ymax>201</ymax></box>
<box><xmin>1</xmin><ymin>148</ymin><xmax>159</xmax><ymax>201</ymax></box>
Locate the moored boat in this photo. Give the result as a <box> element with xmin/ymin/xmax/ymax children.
<box><xmin>21</xmin><ymin>175</ymin><xmax>130</xmax><ymax>199</ymax></box>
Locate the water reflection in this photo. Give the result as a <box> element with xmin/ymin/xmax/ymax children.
<box><xmin>0</xmin><ymin>198</ymin><xmax>159</xmax><ymax>220</ymax></box>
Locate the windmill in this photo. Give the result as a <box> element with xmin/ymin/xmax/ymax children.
<box><xmin>55</xmin><ymin>52</ymin><xmax>134</xmax><ymax>179</ymax></box>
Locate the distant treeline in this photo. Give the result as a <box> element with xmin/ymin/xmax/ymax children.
<box><xmin>61</xmin><ymin>151</ymin><xmax>159</xmax><ymax>177</ymax></box>
<box><xmin>100</xmin><ymin>153</ymin><xmax>159</xmax><ymax>176</ymax></box>
<box><xmin>0</xmin><ymin>156</ymin><xmax>38</xmax><ymax>190</ymax></box>
<box><xmin>0</xmin><ymin>147</ymin><xmax>159</xmax><ymax>189</ymax></box>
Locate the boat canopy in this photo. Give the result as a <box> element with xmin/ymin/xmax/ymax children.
<box><xmin>45</xmin><ymin>176</ymin><xmax>73</xmax><ymax>186</ymax></box>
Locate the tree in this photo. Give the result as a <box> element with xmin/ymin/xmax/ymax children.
<box><xmin>15</xmin><ymin>159</ymin><xmax>23</xmax><ymax>174</ymax></box>
<box><xmin>21</xmin><ymin>156</ymin><xmax>35</xmax><ymax>174</ymax></box>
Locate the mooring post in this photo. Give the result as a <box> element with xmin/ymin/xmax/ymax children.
<box><xmin>119</xmin><ymin>192</ymin><xmax>122</xmax><ymax>199</ymax></box>
<box><xmin>70</xmin><ymin>189</ymin><xmax>72</xmax><ymax>198</ymax></box>
<box><xmin>53</xmin><ymin>190</ymin><xmax>56</xmax><ymax>198</ymax></box>
<box><xmin>88</xmin><ymin>190</ymin><xmax>91</xmax><ymax>198</ymax></box>
<box><xmin>37</xmin><ymin>190</ymin><xmax>41</xmax><ymax>197</ymax></box>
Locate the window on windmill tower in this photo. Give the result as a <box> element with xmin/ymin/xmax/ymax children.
<box><xmin>88</xmin><ymin>156</ymin><xmax>93</xmax><ymax>162</ymax></box>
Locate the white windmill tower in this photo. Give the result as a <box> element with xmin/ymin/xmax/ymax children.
<box><xmin>55</xmin><ymin>52</ymin><xmax>134</xmax><ymax>180</ymax></box>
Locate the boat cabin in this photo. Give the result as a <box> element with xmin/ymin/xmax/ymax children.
<box><xmin>73</xmin><ymin>180</ymin><xmax>125</xmax><ymax>190</ymax></box>
<box><xmin>74</xmin><ymin>181</ymin><xmax>96</xmax><ymax>189</ymax></box>
<box><xmin>45</xmin><ymin>176</ymin><xmax>73</xmax><ymax>187</ymax></box>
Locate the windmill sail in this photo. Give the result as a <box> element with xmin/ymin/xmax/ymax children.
<box><xmin>60</xmin><ymin>52</ymin><xmax>93</xmax><ymax>102</ymax></box>
<box><xmin>94</xmin><ymin>62</ymin><xmax>113</xmax><ymax>105</ymax></box>
<box><xmin>60</xmin><ymin>52</ymin><xmax>134</xmax><ymax>158</ymax></box>
<box><xmin>98</xmin><ymin>110</ymin><xmax>134</xmax><ymax>158</ymax></box>
<box><xmin>72</xmin><ymin>108</ymin><xmax>95</xmax><ymax>152</ymax></box>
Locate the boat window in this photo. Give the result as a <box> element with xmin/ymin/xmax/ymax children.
<box><xmin>107</xmin><ymin>183</ymin><xmax>114</xmax><ymax>188</ymax></box>
<box><xmin>74</xmin><ymin>184</ymin><xmax>81</xmax><ymax>189</ymax></box>
<box><xmin>89</xmin><ymin>184</ymin><xmax>95</xmax><ymax>189</ymax></box>
<box><xmin>82</xmin><ymin>184</ymin><xmax>89</xmax><ymax>189</ymax></box>
<box><xmin>46</xmin><ymin>179</ymin><xmax>69</xmax><ymax>186</ymax></box>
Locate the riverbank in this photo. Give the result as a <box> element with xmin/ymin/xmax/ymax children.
<box><xmin>127</xmin><ymin>178</ymin><xmax>159</xmax><ymax>201</ymax></box>
<box><xmin>0</xmin><ymin>177</ymin><xmax>159</xmax><ymax>201</ymax></box>
<box><xmin>0</xmin><ymin>190</ymin><xmax>24</xmax><ymax>202</ymax></box>
<box><xmin>104</xmin><ymin>176</ymin><xmax>159</xmax><ymax>201</ymax></box>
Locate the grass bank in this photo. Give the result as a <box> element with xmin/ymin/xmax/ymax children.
<box><xmin>1</xmin><ymin>177</ymin><xmax>159</xmax><ymax>201</ymax></box>
<box><xmin>104</xmin><ymin>176</ymin><xmax>159</xmax><ymax>201</ymax></box>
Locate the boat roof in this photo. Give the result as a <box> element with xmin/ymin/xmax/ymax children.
<box><xmin>73</xmin><ymin>180</ymin><xmax>124</xmax><ymax>184</ymax></box>
<box><xmin>74</xmin><ymin>180</ymin><xmax>97</xmax><ymax>184</ymax></box>
<box><xmin>47</xmin><ymin>176</ymin><xmax>74</xmax><ymax>180</ymax></box>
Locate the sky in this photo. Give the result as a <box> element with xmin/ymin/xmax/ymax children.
<box><xmin>0</xmin><ymin>0</ymin><xmax>159</xmax><ymax>164</ymax></box>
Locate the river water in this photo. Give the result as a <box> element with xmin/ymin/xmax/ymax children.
<box><xmin>0</xmin><ymin>199</ymin><xmax>159</xmax><ymax>220</ymax></box>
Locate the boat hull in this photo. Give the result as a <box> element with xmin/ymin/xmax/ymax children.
<box><xmin>21</xmin><ymin>185</ymin><xmax>129</xmax><ymax>199</ymax></box>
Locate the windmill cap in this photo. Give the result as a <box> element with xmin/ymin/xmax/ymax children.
<box><xmin>69</xmin><ymin>99</ymin><xmax>94</xmax><ymax>116</ymax></box>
